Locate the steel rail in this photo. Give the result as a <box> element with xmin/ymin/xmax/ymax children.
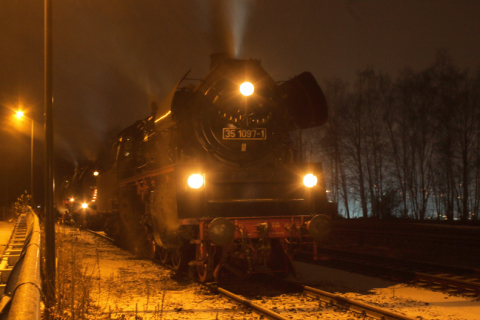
<box><xmin>302</xmin><ymin>285</ymin><xmax>414</xmax><ymax>320</ymax></box>
<box><xmin>415</xmin><ymin>272</ymin><xmax>480</xmax><ymax>294</ymax></box>
<box><xmin>298</xmin><ymin>247</ymin><xmax>480</xmax><ymax>297</ymax></box>
<box><xmin>86</xmin><ymin>229</ymin><xmax>114</xmax><ymax>242</ymax></box>
<box><xmin>216</xmin><ymin>287</ymin><xmax>289</xmax><ymax>320</ymax></box>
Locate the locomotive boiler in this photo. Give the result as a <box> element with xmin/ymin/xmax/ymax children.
<box><xmin>96</xmin><ymin>54</ymin><xmax>336</xmax><ymax>281</ymax></box>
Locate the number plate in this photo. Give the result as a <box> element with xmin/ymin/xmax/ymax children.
<box><xmin>222</xmin><ymin>128</ymin><xmax>267</xmax><ymax>140</ymax></box>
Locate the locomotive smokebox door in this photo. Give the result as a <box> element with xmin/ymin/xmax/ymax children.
<box><xmin>191</xmin><ymin>59</ymin><xmax>285</xmax><ymax>167</ymax></box>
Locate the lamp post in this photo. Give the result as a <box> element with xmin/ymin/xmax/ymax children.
<box><xmin>15</xmin><ymin>111</ymin><xmax>34</xmax><ymax>205</ymax></box>
<box><xmin>45</xmin><ymin>0</ymin><xmax>56</xmax><ymax>305</ymax></box>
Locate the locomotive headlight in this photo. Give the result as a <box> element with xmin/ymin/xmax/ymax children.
<box><xmin>188</xmin><ymin>174</ymin><xmax>204</xmax><ymax>189</ymax></box>
<box><xmin>81</xmin><ymin>203</ymin><xmax>88</xmax><ymax>209</ymax></box>
<box><xmin>240</xmin><ymin>82</ymin><xmax>254</xmax><ymax>96</ymax></box>
<box><xmin>303</xmin><ymin>174</ymin><xmax>318</xmax><ymax>188</ymax></box>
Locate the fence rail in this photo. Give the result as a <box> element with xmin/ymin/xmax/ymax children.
<box><xmin>0</xmin><ymin>207</ymin><xmax>41</xmax><ymax>320</ymax></box>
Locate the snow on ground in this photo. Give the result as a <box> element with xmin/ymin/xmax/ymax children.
<box><xmin>58</xmin><ymin>227</ymin><xmax>480</xmax><ymax>319</ymax></box>
<box><xmin>291</xmin><ymin>261</ymin><xmax>480</xmax><ymax>320</ymax></box>
<box><xmin>58</xmin><ymin>228</ymin><xmax>251</xmax><ymax>319</ymax></box>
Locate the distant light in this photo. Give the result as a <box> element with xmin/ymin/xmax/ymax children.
<box><xmin>69</xmin><ymin>198</ymin><xmax>74</xmax><ymax>202</ymax></box>
<box><xmin>188</xmin><ymin>174</ymin><xmax>204</xmax><ymax>189</ymax></box>
<box><xmin>81</xmin><ymin>203</ymin><xmax>88</xmax><ymax>209</ymax></box>
<box><xmin>303</xmin><ymin>174</ymin><xmax>318</xmax><ymax>188</ymax></box>
<box><xmin>93</xmin><ymin>171</ymin><xmax>99</xmax><ymax>176</ymax></box>
<box><xmin>240</xmin><ymin>82</ymin><xmax>254</xmax><ymax>96</ymax></box>
<box><xmin>16</xmin><ymin>111</ymin><xmax>24</xmax><ymax>119</ymax></box>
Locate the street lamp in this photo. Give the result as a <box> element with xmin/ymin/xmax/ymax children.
<box><xmin>15</xmin><ymin>110</ymin><xmax>34</xmax><ymax>206</ymax></box>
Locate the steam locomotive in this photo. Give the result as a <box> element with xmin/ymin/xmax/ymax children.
<box><xmin>93</xmin><ymin>54</ymin><xmax>336</xmax><ymax>281</ymax></box>
<box><xmin>60</xmin><ymin>165</ymin><xmax>104</xmax><ymax>229</ymax></box>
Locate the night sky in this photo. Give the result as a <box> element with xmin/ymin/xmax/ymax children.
<box><xmin>1</xmin><ymin>0</ymin><xmax>480</xmax><ymax>207</ymax></box>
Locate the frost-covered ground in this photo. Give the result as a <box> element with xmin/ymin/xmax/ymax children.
<box><xmin>58</xmin><ymin>227</ymin><xmax>480</xmax><ymax>319</ymax></box>
<box><xmin>290</xmin><ymin>261</ymin><xmax>480</xmax><ymax>320</ymax></box>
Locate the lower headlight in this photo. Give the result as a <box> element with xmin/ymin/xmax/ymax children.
<box><xmin>188</xmin><ymin>174</ymin><xmax>204</xmax><ymax>189</ymax></box>
<box><xmin>303</xmin><ymin>173</ymin><xmax>317</xmax><ymax>188</ymax></box>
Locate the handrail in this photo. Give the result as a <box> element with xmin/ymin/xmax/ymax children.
<box><xmin>4</xmin><ymin>207</ymin><xmax>41</xmax><ymax>320</ymax></box>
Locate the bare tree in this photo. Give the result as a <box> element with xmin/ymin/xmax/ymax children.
<box><xmin>321</xmin><ymin>78</ymin><xmax>351</xmax><ymax>218</ymax></box>
<box><xmin>451</xmin><ymin>72</ymin><xmax>478</xmax><ymax>221</ymax></box>
<box><xmin>385</xmin><ymin>68</ymin><xmax>413</xmax><ymax>218</ymax></box>
<box><xmin>316</xmin><ymin>50</ymin><xmax>480</xmax><ymax>221</ymax></box>
<box><xmin>430</xmin><ymin>51</ymin><xmax>464</xmax><ymax>220</ymax></box>
<box><xmin>341</xmin><ymin>71</ymin><xmax>372</xmax><ymax>219</ymax></box>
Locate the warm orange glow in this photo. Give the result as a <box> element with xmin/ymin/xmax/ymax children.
<box><xmin>240</xmin><ymin>82</ymin><xmax>254</xmax><ymax>96</ymax></box>
<box><xmin>303</xmin><ymin>174</ymin><xmax>318</xmax><ymax>188</ymax></box>
<box><xmin>16</xmin><ymin>111</ymin><xmax>24</xmax><ymax>119</ymax></box>
<box><xmin>188</xmin><ymin>174</ymin><xmax>204</xmax><ymax>189</ymax></box>
<box><xmin>93</xmin><ymin>171</ymin><xmax>99</xmax><ymax>176</ymax></box>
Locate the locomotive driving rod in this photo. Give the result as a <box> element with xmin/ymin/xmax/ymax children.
<box><xmin>216</xmin><ymin>287</ymin><xmax>289</xmax><ymax>320</ymax></box>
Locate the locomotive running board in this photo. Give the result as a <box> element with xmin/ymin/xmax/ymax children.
<box><xmin>118</xmin><ymin>164</ymin><xmax>174</xmax><ymax>187</ymax></box>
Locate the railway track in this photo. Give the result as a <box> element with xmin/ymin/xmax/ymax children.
<box><xmin>65</xmin><ymin>226</ymin><xmax>479</xmax><ymax>318</ymax></box>
<box><xmin>298</xmin><ymin>247</ymin><xmax>480</xmax><ymax>298</ymax></box>
<box><xmin>85</xmin><ymin>229</ymin><xmax>114</xmax><ymax>242</ymax></box>
<box><xmin>87</xmin><ymin>225</ymin><xmax>480</xmax><ymax>297</ymax></box>
<box><xmin>83</xmin><ymin>227</ymin><xmax>418</xmax><ymax>319</ymax></box>
<box><xmin>208</xmin><ymin>280</ymin><xmax>415</xmax><ymax>320</ymax></box>
<box><xmin>84</xmin><ymin>227</ymin><xmax>480</xmax><ymax>301</ymax></box>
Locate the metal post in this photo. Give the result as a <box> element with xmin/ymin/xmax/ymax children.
<box><xmin>30</xmin><ymin>118</ymin><xmax>34</xmax><ymax>206</ymax></box>
<box><xmin>44</xmin><ymin>0</ymin><xmax>55</xmax><ymax>307</ymax></box>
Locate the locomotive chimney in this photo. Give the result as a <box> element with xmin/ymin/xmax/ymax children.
<box><xmin>210</xmin><ymin>52</ymin><xmax>231</xmax><ymax>70</ymax></box>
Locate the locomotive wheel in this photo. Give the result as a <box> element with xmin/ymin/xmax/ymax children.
<box><xmin>171</xmin><ymin>248</ymin><xmax>182</xmax><ymax>270</ymax></box>
<box><xmin>197</xmin><ymin>262</ymin><xmax>209</xmax><ymax>282</ymax></box>
<box><xmin>140</xmin><ymin>232</ymin><xmax>158</xmax><ymax>259</ymax></box>
<box><xmin>196</xmin><ymin>243</ymin><xmax>213</xmax><ymax>282</ymax></box>
<box><xmin>159</xmin><ymin>247</ymin><xmax>169</xmax><ymax>264</ymax></box>
<box><xmin>148</xmin><ymin>240</ymin><xmax>158</xmax><ymax>260</ymax></box>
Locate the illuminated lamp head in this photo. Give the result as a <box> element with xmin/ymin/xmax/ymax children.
<box><xmin>81</xmin><ymin>203</ymin><xmax>88</xmax><ymax>209</ymax></box>
<box><xmin>188</xmin><ymin>174</ymin><xmax>204</xmax><ymax>189</ymax></box>
<box><xmin>69</xmin><ymin>198</ymin><xmax>75</xmax><ymax>202</ymax></box>
<box><xmin>239</xmin><ymin>82</ymin><xmax>254</xmax><ymax>96</ymax></box>
<box><xmin>93</xmin><ymin>171</ymin><xmax>99</xmax><ymax>176</ymax></box>
<box><xmin>208</xmin><ymin>217</ymin><xmax>235</xmax><ymax>245</ymax></box>
<box><xmin>16</xmin><ymin>111</ymin><xmax>24</xmax><ymax>119</ymax></box>
<box><xmin>303</xmin><ymin>174</ymin><xmax>318</xmax><ymax>188</ymax></box>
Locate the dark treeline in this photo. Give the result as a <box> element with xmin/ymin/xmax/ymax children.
<box><xmin>310</xmin><ymin>50</ymin><xmax>480</xmax><ymax>221</ymax></box>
